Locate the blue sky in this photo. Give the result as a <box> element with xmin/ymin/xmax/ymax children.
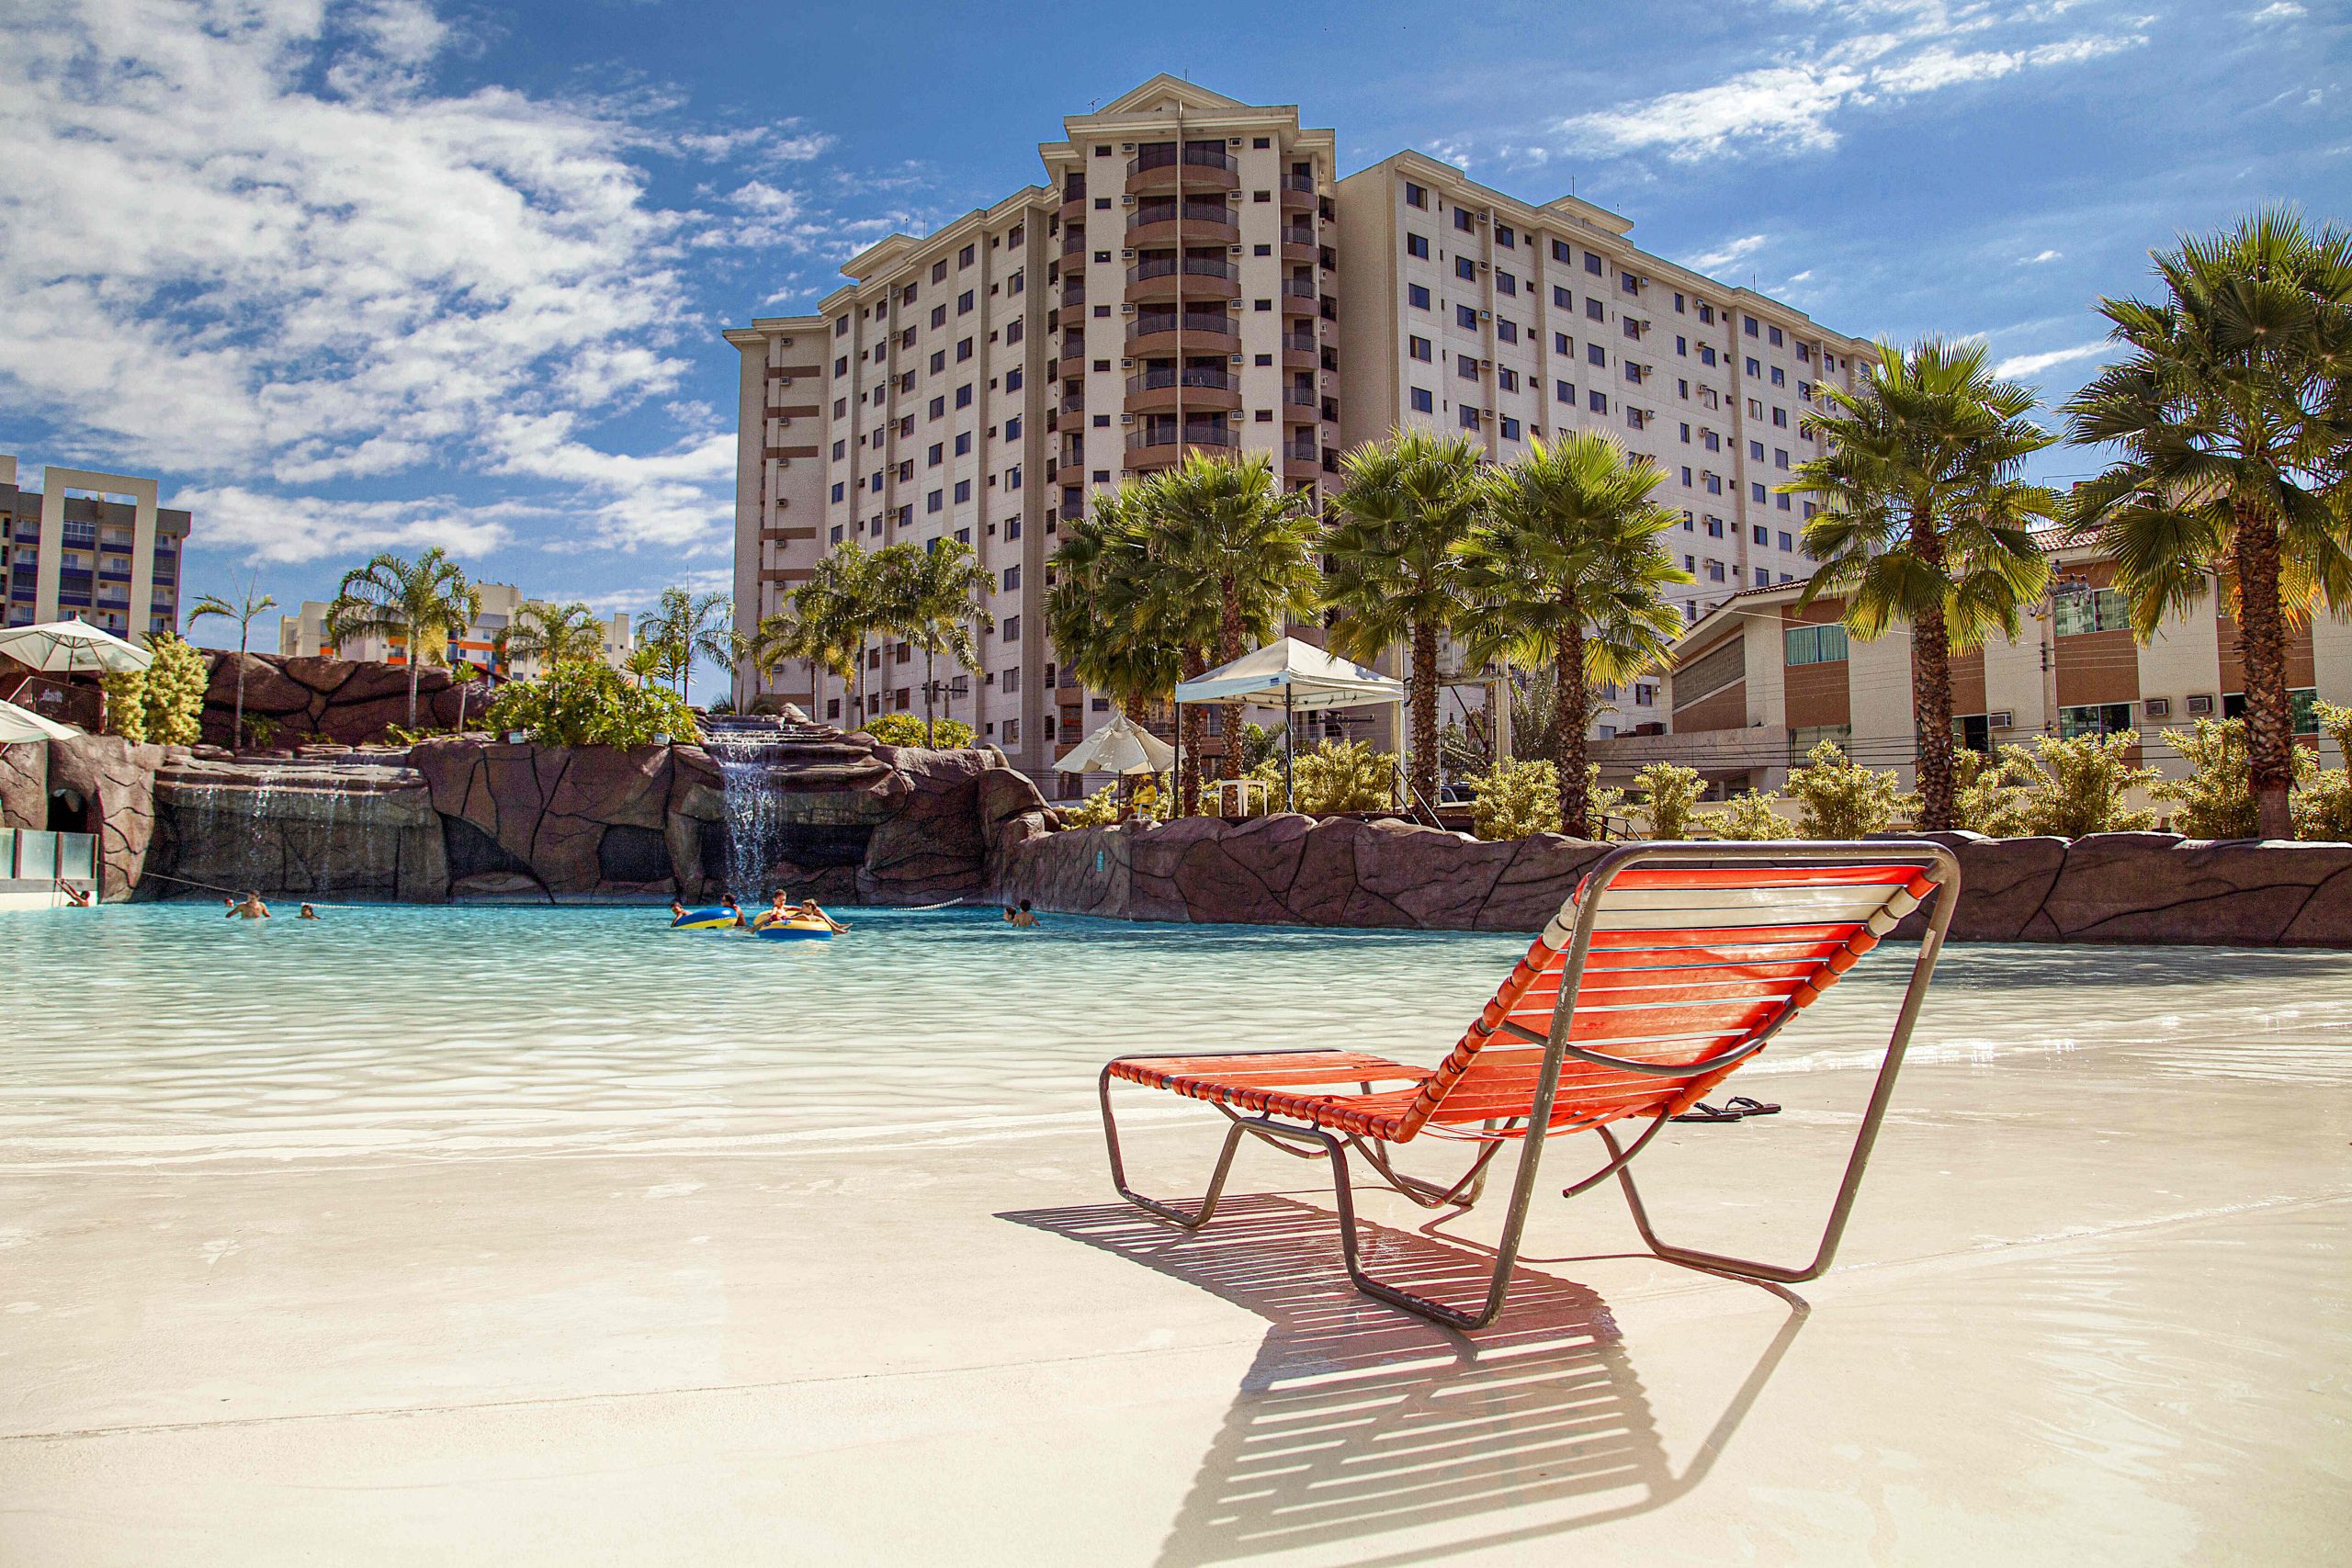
<box><xmin>3</xmin><ymin>0</ymin><xmax>2346</xmax><ymax>677</ymax></box>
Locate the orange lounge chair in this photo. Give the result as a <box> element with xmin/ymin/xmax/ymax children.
<box><xmin>1100</xmin><ymin>841</ymin><xmax>1961</xmax><ymax>1330</ymax></box>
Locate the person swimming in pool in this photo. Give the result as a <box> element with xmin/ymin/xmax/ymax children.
<box><xmin>723</xmin><ymin>897</ymin><xmax>749</xmax><ymax>929</ymax></box>
<box><xmin>793</xmin><ymin>898</ymin><xmax>851</xmax><ymax>934</ymax></box>
<box><xmin>299</xmin><ymin>903</ymin><xmax>321</xmax><ymax>920</ymax></box>
<box><xmin>755</xmin><ymin>889</ymin><xmax>794</xmax><ymax>929</ymax></box>
<box><xmin>1003</xmin><ymin>899</ymin><xmax>1038</xmax><ymax>929</ymax></box>
<box><xmin>226</xmin><ymin>891</ymin><xmax>270</xmax><ymax>919</ymax></box>
<box><xmin>670</xmin><ymin>898</ymin><xmax>689</xmax><ymax>921</ymax></box>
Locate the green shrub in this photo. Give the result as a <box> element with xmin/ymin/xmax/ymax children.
<box><xmin>1708</xmin><ymin>791</ymin><xmax>1790</xmax><ymax>840</ymax></box>
<box><xmin>1247</xmin><ymin>739</ymin><xmax>1395</xmax><ymax>815</ymax></box>
<box><xmin>1783</xmin><ymin>740</ymin><xmax>1905</xmax><ymax>839</ymax></box>
<box><xmin>482</xmin><ymin>659</ymin><xmax>701</xmax><ymax>747</ymax></box>
<box><xmin>1630</xmin><ymin>761</ymin><xmax>1704</xmax><ymax>840</ymax></box>
<box><xmin>1233</xmin><ymin>722</ymin><xmax>1281</xmax><ymax>775</ymax></box>
<box><xmin>1951</xmin><ymin>745</ymin><xmax>2034</xmax><ymax>837</ymax></box>
<box><xmin>2294</xmin><ymin>703</ymin><xmax>2352</xmax><ymax>841</ymax></box>
<box><xmin>2152</xmin><ymin>717</ymin><xmax>2304</xmax><ymax>839</ymax></box>
<box><xmin>242</xmin><ymin>712</ymin><xmax>278</xmax><ymax>749</ymax></box>
<box><xmin>863</xmin><ymin>712</ymin><xmax>977</xmax><ymax>749</ymax></box>
<box><xmin>141</xmin><ymin>632</ymin><xmax>207</xmax><ymax>746</ymax></box>
<box><xmin>2009</xmin><ymin>732</ymin><xmax>2161</xmax><ymax>836</ymax></box>
<box><xmin>1466</xmin><ymin>758</ymin><xmax>1558</xmax><ymax>840</ymax></box>
<box><xmin>100</xmin><ymin>667</ymin><xmax>146</xmax><ymax>742</ymax></box>
<box><xmin>1062</xmin><ymin>784</ymin><xmax>1125</xmax><ymax>829</ymax></box>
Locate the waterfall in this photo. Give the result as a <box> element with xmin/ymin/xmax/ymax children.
<box><xmin>704</xmin><ymin>720</ymin><xmax>793</xmax><ymax>905</ymax></box>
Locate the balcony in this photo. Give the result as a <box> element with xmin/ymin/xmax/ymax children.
<box><xmin>1279</xmin><ymin>173</ymin><xmax>1317</xmax><ymax>209</ymax></box>
<box><xmin>1281</xmin><ymin>440</ymin><xmax>1322</xmax><ymax>479</ymax></box>
<box><xmin>1124</xmin><ymin>365</ymin><xmax>1241</xmax><ymax>416</ymax></box>
<box><xmin>1125</xmin><ymin>313</ymin><xmax>1238</xmax><ymax>356</ymax></box>
<box><xmin>1125</xmin><ymin>423</ymin><xmax>1238</xmax><ymax>470</ymax></box>
<box><xmin>1061</xmin><ymin>390</ymin><xmax>1085</xmax><ymax>415</ymax></box>
<box><xmin>1126</xmin><ymin>142</ymin><xmax>1238</xmax><ymax>197</ymax></box>
<box><xmin>1061</xmin><ymin>229</ymin><xmax>1086</xmax><ymax>257</ymax></box>
<box><xmin>1279</xmin><ymin>279</ymin><xmax>1320</xmax><ymax>317</ymax></box>
<box><xmin>1061</xmin><ymin>279</ymin><xmax>1086</xmax><ymax>309</ymax></box>
<box><xmin>1125</xmin><ymin>254</ymin><xmax>1238</xmax><ymax>303</ymax></box>
<box><xmin>1280</xmin><ymin>329</ymin><xmax>1318</xmax><ymax>368</ymax></box>
<box><xmin>1281</xmin><ymin>387</ymin><xmax>1319</xmax><ymax>416</ymax></box>
<box><xmin>1125</xmin><ymin>200</ymin><xmax>1238</xmax><ymax>249</ymax></box>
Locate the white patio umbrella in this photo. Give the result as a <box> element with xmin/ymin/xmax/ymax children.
<box><xmin>0</xmin><ymin>618</ymin><xmax>153</xmax><ymax>734</ymax></box>
<box><xmin>1172</xmin><ymin>637</ymin><xmax>1406</xmax><ymax>811</ymax></box>
<box><xmin>1053</xmin><ymin>711</ymin><xmax>1176</xmax><ymax>777</ymax></box>
<box><xmin>0</xmin><ymin>699</ymin><xmax>78</xmax><ymax>744</ymax></box>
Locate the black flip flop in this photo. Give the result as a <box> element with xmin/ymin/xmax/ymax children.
<box><xmin>1724</xmin><ymin>1096</ymin><xmax>1781</xmax><ymax>1118</ymax></box>
<box><xmin>1671</xmin><ymin>1102</ymin><xmax>1744</xmax><ymax>1123</ymax></box>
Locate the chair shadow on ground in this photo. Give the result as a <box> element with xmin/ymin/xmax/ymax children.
<box><xmin>999</xmin><ymin>1192</ymin><xmax>1808</xmax><ymax>1568</ymax></box>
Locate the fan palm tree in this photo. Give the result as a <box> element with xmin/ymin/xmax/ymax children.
<box><xmin>879</xmin><ymin>539</ymin><xmax>994</xmax><ymax>745</ymax></box>
<box><xmin>1458</xmin><ymin>432</ymin><xmax>1691</xmax><ymax>838</ymax></box>
<box><xmin>325</xmin><ymin>547</ymin><xmax>481</xmax><ymax>729</ymax></box>
<box><xmin>1325</xmin><ymin>431</ymin><xmax>1485</xmax><ymax>806</ymax></box>
<box><xmin>2064</xmin><ymin>209</ymin><xmax>2352</xmax><ymax>839</ymax></box>
<box><xmin>1780</xmin><ymin>337</ymin><xmax>2059</xmax><ymax>830</ymax></box>
<box><xmin>186</xmin><ymin>574</ymin><xmax>277</xmax><ymax>750</ymax></box>
<box><xmin>505</xmin><ymin>601</ymin><xmax>607</xmax><ymax>671</ymax></box>
<box><xmin>1047</xmin><ymin>481</ymin><xmax>1191</xmax><ymax>804</ymax></box>
<box><xmin>1148</xmin><ymin>452</ymin><xmax>1322</xmax><ymax>787</ymax></box>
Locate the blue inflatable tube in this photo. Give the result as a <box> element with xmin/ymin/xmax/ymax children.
<box><xmin>671</xmin><ymin>907</ymin><xmax>740</xmax><ymax>930</ymax></box>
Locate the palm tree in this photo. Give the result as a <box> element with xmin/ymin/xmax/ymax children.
<box><xmin>187</xmin><ymin>574</ymin><xmax>277</xmax><ymax>750</ymax></box>
<box><xmin>1047</xmin><ymin>481</ymin><xmax>1191</xmax><ymax>805</ymax></box>
<box><xmin>325</xmin><ymin>547</ymin><xmax>481</xmax><ymax>729</ymax></box>
<box><xmin>640</xmin><ymin>587</ymin><xmax>731</xmax><ymax>703</ymax></box>
<box><xmin>799</xmin><ymin>543</ymin><xmax>890</xmax><ymax>722</ymax></box>
<box><xmin>1781</xmin><ymin>338</ymin><xmax>2059</xmax><ymax>830</ymax></box>
<box><xmin>2064</xmin><ymin>209</ymin><xmax>2352</xmax><ymax>839</ymax></box>
<box><xmin>505</xmin><ymin>601</ymin><xmax>608</xmax><ymax>672</ymax></box>
<box><xmin>1325</xmin><ymin>431</ymin><xmax>1485</xmax><ymax>806</ymax></box>
<box><xmin>880</xmin><ymin>540</ymin><xmax>994</xmax><ymax>745</ymax></box>
<box><xmin>1149</xmin><ymin>452</ymin><xmax>1322</xmax><ymax>787</ymax></box>
<box><xmin>1458</xmin><ymin>432</ymin><xmax>1691</xmax><ymax>838</ymax></box>
<box><xmin>622</xmin><ymin>644</ymin><xmax>666</xmax><ymax>690</ymax></box>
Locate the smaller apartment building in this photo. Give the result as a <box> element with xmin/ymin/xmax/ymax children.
<box><xmin>278</xmin><ymin>586</ymin><xmax>633</xmax><ymax>681</ymax></box>
<box><xmin>1599</xmin><ymin>536</ymin><xmax>2352</xmax><ymax>795</ymax></box>
<box><xmin>0</xmin><ymin>456</ymin><xmax>188</xmax><ymax>637</ymax></box>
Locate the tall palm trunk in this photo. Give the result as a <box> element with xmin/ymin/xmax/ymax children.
<box><xmin>406</xmin><ymin>645</ymin><xmax>421</xmax><ymax>729</ymax></box>
<box><xmin>1408</xmin><ymin>621</ymin><xmax>1440</xmax><ymax>805</ymax></box>
<box><xmin>232</xmin><ymin>632</ymin><xmax>249</xmax><ymax>751</ymax></box>
<box><xmin>922</xmin><ymin>647</ymin><xmax>937</xmax><ymax>745</ymax></box>
<box><xmin>2233</xmin><ymin>500</ymin><xmax>2294</xmax><ymax>839</ymax></box>
<box><xmin>1179</xmin><ymin>648</ymin><xmax>1209</xmax><ymax>816</ymax></box>
<box><xmin>1122</xmin><ymin>692</ymin><xmax>1148</xmax><ymax>813</ymax></box>
<box><xmin>1910</xmin><ymin>512</ymin><xmax>1957</xmax><ymax>831</ymax></box>
<box><xmin>1555</xmin><ymin>620</ymin><xmax>1589</xmax><ymax>838</ymax></box>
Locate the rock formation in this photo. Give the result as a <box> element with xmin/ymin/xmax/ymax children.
<box><xmin>198</xmin><ymin>652</ymin><xmax>471</xmax><ymax>748</ymax></box>
<box><xmin>44</xmin><ymin>733</ymin><xmax>164</xmax><ymax>900</ymax></box>
<box><xmin>152</xmin><ymin>757</ymin><xmax>447</xmax><ymax>901</ymax></box>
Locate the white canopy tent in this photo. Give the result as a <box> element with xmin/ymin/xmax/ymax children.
<box><xmin>0</xmin><ymin>618</ymin><xmax>153</xmax><ymax>735</ymax></box>
<box><xmin>1172</xmin><ymin>637</ymin><xmax>1406</xmax><ymax>812</ymax></box>
<box><xmin>1052</xmin><ymin>711</ymin><xmax>1176</xmax><ymax>779</ymax></box>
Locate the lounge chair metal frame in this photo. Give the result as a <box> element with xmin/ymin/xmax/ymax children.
<box><xmin>1101</xmin><ymin>840</ymin><xmax>1961</xmax><ymax>1331</ymax></box>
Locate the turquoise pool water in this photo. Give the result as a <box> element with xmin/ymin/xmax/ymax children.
<box><xmin>6</xmin><ymin>904</ymin><xmax>2350</xmax><ymax>1168</ymax></box>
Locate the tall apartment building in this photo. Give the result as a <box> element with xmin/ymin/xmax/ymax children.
<box><xmin>728</xmin><ymin>77</ymin><xmax>1871</xmax><ymax>787</ymax></box>
<box><xmin>1595</xmin><ymin>533</ymin><xmax>2352</xmax><ymax>797</ymax></box>
<box><xmin>279</xmin><ymin>584</ymin><xmax>633</xmax><ymax>679</ymax></box>
<box><xmin>0</xmin><ymin>455</ymin><xmax>189</xmax><ymax>637</ymax></box>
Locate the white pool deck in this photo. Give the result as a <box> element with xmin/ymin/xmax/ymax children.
<box><xmin>4</xmin><ymin>956</ymin><xmax>2349</xmax><ymax>1563</ymax></box>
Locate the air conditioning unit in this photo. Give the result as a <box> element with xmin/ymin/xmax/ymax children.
<box><xmin>1228</xmin><ymin>243</ymin><xmax>1243</xmax><ymax>254</ymax></box>
<box><xmin>1228</xmin><ymin>353</ymin><xmax>1243</xmax><ymax>364</ymax></box>
<box><xmin>1121</xmin><ymin>194</ymin><xmax>1136</xmax><ymax>206</ymax></box>
<box><xmin>1478</xmin><ymin>259</ymin><xmax>1490</xmax><ymax>270</ymax></box>
<box><xmin>1988</xmin><ymin>710</ymin><xmax>2015</xmax><ymax>730</ymax></box>
<box><xmin>1479</xmin><ymin>357</ymin><xmax>1493</xmax><ymax>368</ymax></box>
<box><xmin>1227</xmin><ymin>190</ymin><xmax>1244</xmax><ymax>203</ymax></box>
<box><xmin>1478</xmin><ymin>310</ymin><xmax>1491</xmax><ymax>321</ymax></box>
<box><xmin>777</xmin><ymin>376</ymin><xmax>792</xmax><ymax>386</ymax></box>
<box><xmin>1119</xmin><ymin>412</ymin><xmax>1135</xmax><ymax>423</ymax></box>
<box><xmin>2143</xmin><ymin>696</ymin><xmax>2171</xmax><ymax>718</ymax></box>
<box><xmin>2187</xmin><ymin>694</ymin><xmax>2216</xmax><ymax>716</ymax></box>
<box><xmin>1119</xmin><ymin>303</ymin><xmax>1136</xmax><ymax>313</ymax></box>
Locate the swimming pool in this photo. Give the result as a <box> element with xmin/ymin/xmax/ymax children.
<box><xmin>6</xmin><ymin>904</ymin><xmax>2350</xmax><ymax>1169</ymax></box>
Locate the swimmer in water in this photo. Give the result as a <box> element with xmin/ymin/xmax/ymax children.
<box><xmin>1009</xmin><ymin>899</ymin><xmax>1038</xmax><ymax>929</ymax></box>
<box><xmin>722</xmin><ymin>896</ymin><xmax>748</xmax><ymax>929</ymax></box>
<box><xmin>669</xmin><ymin>898</ymin><xmax>689</xmax><ymax>921</ymax></box>
<box><xmin>755</xmin><ymin>889</ymin><xmax>793</xmax><ymax>929</ymax></box>
<box><xmin>226</xmin><ymin>892</ymin><xmax>270</xmax><ymax>919</ymax></box>
<box><xmin>794</xmin><ymin>898</ymin><xmax>851</xmax><ymax>933</ymax></box>
<box><xmin>299</xmin><ymin>903</ymin><xmax>321</xmax><ymax>920</ymax></box>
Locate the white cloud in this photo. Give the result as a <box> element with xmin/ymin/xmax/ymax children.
<box><xmin>0</xmin><ymin>0</ymin><xmax>835</xmax><ymax>569</ymax></box>
<box><xmin>1423</xmin><ymin>135</ymin><xmax>1476</xmax><ymax>170</ymax></box>
<box><xmin>2249</xmin><ymin>3</ymin><xmax>2306</xmax><ymax>20</ymax></box>
<box><xmin>1684</xmin><ymin>233</ymin><xmax>1771</xmax><ymax>272</ymax></box>
<box><xmin>1992</xmin><ymin>340</ymin><xmax>2109</xmax><ymax>378</ymax></box>
<box><xmin>1556</xmin><ymin>4</ymin><xmax>2152</xmax><ymax>160</ymax></box>
<box><xmin>2023</xmin><ymin>248</ymin><xmax>2064</xmax><ymax>262</ymax></box>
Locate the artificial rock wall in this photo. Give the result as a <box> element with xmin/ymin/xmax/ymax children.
<box><xmin>993</xmin><ymin>816</ymin><xmax>2352</xmax><ymax>948</ymax></box>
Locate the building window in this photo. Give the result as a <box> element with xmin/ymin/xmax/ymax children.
<box><xmin>1459</xmin><ymin>405</ymin><xmax>1481</xmax><ymax>430</ymax></box>
<box><xmin>1784</xmin><ymin>623</ymin><xmax>1849</xmax><ymax>666</ymax></box>
<box><xmin>926</xmin><ymin>490</ymin><xmax>944</xmax><ymax>513</ymax></box>
<box><xmin>954</xmin><ymin>479</ymin><xmax>972</xmax><ymax>503</ymax></box>
<box><xmin>830</xmin><ymin>482</ymin><xmax>845</xmax><ymax>502</ymax></box>
<box><xmin>1408</xmin><ymin>284</ymin><xmax>1430</xmax><ymax>310</ymax></box>
<box><xmin>1453</xmin><ymin>207</ymin><xmax>1475</xmax><ymax>232</ymax></box>
<box><xmin>1407</xmin><ymin>233</ymin><xmax>1429</xmax><ymax>258</ymax></box>
<box><xmin>2060</xmin><ymin>702</ymin><xmax>2135</xmax><ymax>740</ymax></box>
<box><xmin>1496</xmin><ymin>319</ymin><xmax>1518</xmax><ymax>344</ymax></box>
<box><xmin>2053</xmin><ymin>587</ymin><xmax>2132</xmax><ymax>637</ymax></box>
<box><xmin>958</xmin><ymin>243</ymin><xmax>975</xmax><ymax>267</ymax></box>
<box><xmin>1587</xmin><ymin>344</ymin><xmax>1605</xmax><ymax>367</ymax></box>
<box><xmin>1408</xmin><ymin>334</ymin><xmax>1432</xmax><ymax>362</ymax></box>
<box><xmin>1410</xmin><ymin>387</ymin><xmax>1433</xmax><ymax>412</ymax></box>
<box><xmin>1585</xmin><ymin>252</ymin><xmax>1604</xmax><ymax>276</ymax></box>
<box><xmin>1555</xmin><ymin>379</ymin><xmax>1573</xmax><ymax>403</ymax></box>
<box><xmin>1457</xmin><ymin>304</ymin><xmax>1479</xmax><ymax>330</ymax></box>
<box><xmin>1769</xmin><ymin>324</ymin><xmax>1785</xmax><ymax>347</ymax></box>
<box><xmin>1500</xmin><ymin>416</ymin><xmax>1521</xmax><ymax>440</ymax></box>
<box><xmin>956</xmin><ymin>384</ymin><xmax>973</xmax><ymax>408</ymax></box>
<box><xmin>1001</xmin><ymin>615</ymin><xmax>1020</xmax><ymax>643</ymax></box>
<box><xmin>1455</xmin><ymin>256</ymin><xmax>1476</xmax><ymax>281</ymax></box>
<box><xmin>1404</xmin><ymin>180</ymin><xmax>1427</xmax><ymax>209</ymax></box>
<box><xmin>1588</xmin><ymin>390</ymin><xmax>1607</xmax><ymax>413</ymax></box>
<box><xmin>1498</xmin><ymin>367</ymin><xmax>1519</xmax><ymax>391</ymax></box>
<box><xmin>1458</xmin><ymin>356</ymin><xmax>1480</xmax><ymax>380</ymax></box>
<box><xmin>1586</xmin><ymin>299</ymin><xmax>1604</xmax><ymax>322</ymax></box>
<box><xmin>1496</xmin><ymin>272</ymin><xmax>1517</xmax><ymax>297</ymax></box>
